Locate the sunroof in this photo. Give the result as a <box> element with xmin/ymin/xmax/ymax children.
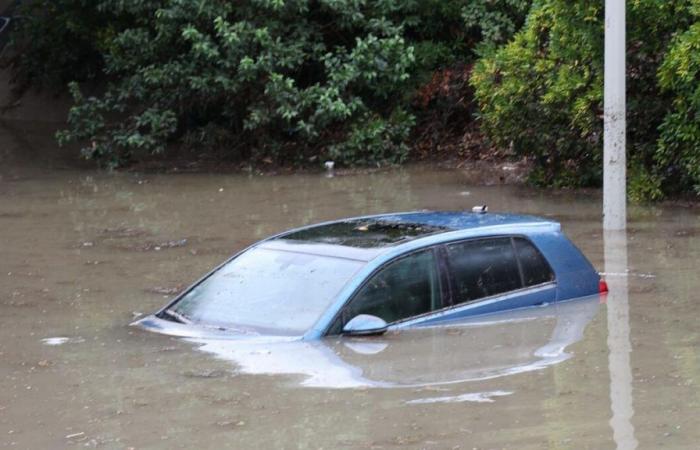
<box><xmin>277</xmin><ymin>219</ymin><xmax>448</xmax><ymax>248</ymax></box>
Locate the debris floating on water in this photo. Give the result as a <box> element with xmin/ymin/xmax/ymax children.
<box><xmin>324</xmin><ymin>160</ymin><xmax>335</xmax><ymax>178</ymax></box>
<box><xmin>144</xmin><ymin>285</ymin><xmax>183</xmax><ymax>295</ymax></box>
<box><xmin>41</xmin><ymin>337</ymin><xmax>85</xmax><ymax>346</ymax></box>
<box><xmin>599</xmin><ymin>271</ymin><xmax>656</xmax><ymax>279</ymax></box>
<box><xmin>65</xmin><ymin>432</ymin><xmax>85</xmax><ymax>440</ymax></box>
<box><xmin>406</xmin><ymin>390</ymin><xmax>513</xmax><ymax>405</ymax></box>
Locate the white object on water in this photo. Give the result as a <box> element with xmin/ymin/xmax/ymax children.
<box><xmin>406</xmin><ymin>390</ymin><xmax>513</xmax><ymax>405</ymax></box>
<box><xmin>324</xmin><ymin>161</ymin><xmax>335</xmax><ymax>178</ymax></box>
<box><xmin>41</xmin><ymin>337</ymin><xmax>85</xmax><ymax>346</ymax></box>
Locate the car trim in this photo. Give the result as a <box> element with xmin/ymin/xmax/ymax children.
<box><xmin>436</xmin><ymin>245</ymin><xmax>453</xmax><ymax>309</ymax></box>
<box><xmin>390</xmin><ymin>281</ymin><xmax>557</xmax><ymax>329</ymax></box>
<box><xmin>257</xmin><ymin>241</ymin><xmax>372</xmax><ymax>262</ymax></box>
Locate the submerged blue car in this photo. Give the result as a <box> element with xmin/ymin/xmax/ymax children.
<box><xmin>135</xmin><ymin>210</ymin><xmax>606</xmax><ymax>339</ymax></box>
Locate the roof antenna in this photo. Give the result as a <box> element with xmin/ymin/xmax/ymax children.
<box><xmin>472</xmin><ymin>205</ymin><xmax>488</xmax><ymax>214</ymax></box>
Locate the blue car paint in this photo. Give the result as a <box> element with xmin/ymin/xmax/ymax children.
<box><xmin>302</xmin><ymin>218</ymin><xmax>598</xmax><ymax>339</ymax></box>
<box><xmin>397</xmin><ymin>283</ymin><xmax>558</xmax><ymax>329</ymax></box>
<box><xmin>144</xmin><ymin>211</ymin><xmax>601</xmax><ymax>340</ymax></box>
<box><xmin>528</xmin><ymin>232</ymin><xmax>600</xmax><ymax>301</ymax></box>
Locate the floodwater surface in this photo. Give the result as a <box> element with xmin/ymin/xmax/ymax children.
<box><xmin>1</xmin><ymin>123</ymin><xmax>699</xmax><ymax>449</ymax></box>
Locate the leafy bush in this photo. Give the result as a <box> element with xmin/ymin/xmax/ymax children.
<box><xmin>3</xmin><ymin>1</ymin><xmax>121</xmax><ymax>92</ymax></box>
<box><xmin>329</xmin><ymin>108</ymin><xmax>415</xmax><ymax>166</ymax></box>
<box><xmin>52</xmin><ymin>0</ymin><xmax>418</xmax><ymax>166</ymax></box>
<box><xmin>8</xmin><ymin>0</ymin><xmax>532</xmax><ymax>167</ymax></box>
<box><xmin>471</xmin><ymin>1</ymin><xmax>605</xmax><ymax>187</ymax></box>
<box><xmin>656</xmin><ymin>3</ymin><xmax>700</xmax><ymax>195</ymax></box>
<box><xmin>462</xmin><ymin>0</ymin><xmax>531</xmax><ymax>48</ymax></box>
<box><xmin>471</xmin><ymin>0</ymin><xmax>698</xmax><ymax>197</ymax></box>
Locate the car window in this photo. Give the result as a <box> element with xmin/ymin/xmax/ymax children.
<box><xmin>341</xmin><ymin>249</ymin><xmax>441</xmax><ymax>326</ymax></box>
<box><xmin>513</xmin><ymin>237</ymin><xmax>554</xmax><ymax>286</ymax></box>
<box><xmin>446</xmin><ymin>237</ymin><xmax>522</xmax><ymax>304</ymax></box>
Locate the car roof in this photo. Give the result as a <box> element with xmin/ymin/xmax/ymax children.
<box><xmin>258</xmin><ymin>211</ymin><xmax>561</xmax><ymax>262</ymax></box>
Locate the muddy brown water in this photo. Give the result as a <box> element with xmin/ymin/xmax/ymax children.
<box><xmin>1</xmin><ymin>125</ymin><xmax>699</xmax><ymax>449</ymax></box>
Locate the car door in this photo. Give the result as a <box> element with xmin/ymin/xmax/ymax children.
<box><xmin>415</xmin><ymin>236</ymin><xmax>557</xmax><ymax>326</ymax></box>
<box><xmin>326</xmin><ymin>247</ymin><xmax>446</xmax><ymax>334</ymax></box>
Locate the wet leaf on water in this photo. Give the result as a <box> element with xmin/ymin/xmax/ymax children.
<box><xmin>65</xmin><ymin>432</ymin><xmax>85</xmax><ymax>440</ymax></box>
<box><xmin>144</xmin><ymin>285</ymin><xmax>184</xmax><ymax>295</ymax></box>
<box><xmin>99</xmin><ymin>227</ymin><xmax>150</xmax><ymax>239</ymax></box>
<box><xmin>182</xmin><ymin>369</ymin><xmax>229</xmax><ymax>379</ymax></box>
<box><xmin>215</xmin><ymin>420</ymin><xmax>246</xmax><ymax>428</ymax></box>
<box><xmin>115</xmin><ymin>239</ymin><xmax>189</xmax><ymax>252</ymax></box>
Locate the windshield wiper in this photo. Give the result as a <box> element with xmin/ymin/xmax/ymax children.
<box><xmin>159</xmin><ymin>309</ymin><xmax>191</xmax><ymax>324</ymax></box>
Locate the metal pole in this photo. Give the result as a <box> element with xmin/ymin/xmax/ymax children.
<box><xmin>604</xmin><ymin>0</ymin><xmax>626</xmax><ymax>230</ymax></box>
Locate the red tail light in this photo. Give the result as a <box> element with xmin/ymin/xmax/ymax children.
<box><xmin>599</xmin><ymin>279</ymin><xmax>609</xmax><ymax>294</ymax></box>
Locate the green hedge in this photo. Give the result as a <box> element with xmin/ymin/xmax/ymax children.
<box><xmin>7</xmin><ymin>0</ymin><xmax>531</xmax><ymax>168</ymax></box>
<box><xmin>657</xmin><ymin>5</ymin><xmax>700</xmax><ymax>196</ymax></box>
<box><xmin>471</xmin><ymin>0</ymin><xmax>699</xmax><ymax>198</ymax></box>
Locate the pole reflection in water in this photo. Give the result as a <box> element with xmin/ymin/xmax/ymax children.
<box><xmin>604</xmin><ymin>229</ymin><xmax>638</xmax><ymax>450</ymax></box>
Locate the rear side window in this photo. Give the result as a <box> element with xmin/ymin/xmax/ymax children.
<box><xmin>342</xmin><ymin>249</ymin><xmax>441</xmax><ymax>325</ymax></box>
<box><xmin>513</xmin><ymin>237</ymin><xmax>554</xmax><ymax>286</ymax></box>
<box><xmin>446</xmin><ymin>238</ymin><xmax>521</xmax><ymax>304</ymax></box>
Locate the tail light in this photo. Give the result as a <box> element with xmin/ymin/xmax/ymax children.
<box><xmin>599</xmin><ymin>279</ymin><xmax>609</xmax><ymax>294</ymax></box>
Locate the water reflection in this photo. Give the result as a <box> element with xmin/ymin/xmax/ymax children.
<box><xmin>605</xmin><ymin>229</ymin><xmax>638</xmax><ymax>449</ymax></box>
<box><xmin>190</xmin><ymin>296</ymin><xmax>601</xmax><ymax>389</ymax></box>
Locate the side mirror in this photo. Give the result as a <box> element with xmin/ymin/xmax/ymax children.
<box><xmin>342</xmin><ymin>314</ymin><xmax>388</xmax><ymax>336</ymax></box>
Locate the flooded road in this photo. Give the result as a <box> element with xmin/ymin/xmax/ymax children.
<box><xmin>1</xmin><ymin>124</ymin><xmax>699</xmax><ymax>449</ymax></box>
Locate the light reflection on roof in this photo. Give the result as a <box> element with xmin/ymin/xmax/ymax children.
<box><xmin>277</xmin><ymin>218</ymin><xmax>448</xmax><ymax>249</ymax></box>
<box><xmin>273</xmin><ymin>211</ymin><xmax>557</xmax><ymax>251</ymax></box>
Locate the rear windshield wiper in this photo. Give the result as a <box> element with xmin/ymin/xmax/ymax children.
<box><xmin>159</xmin><ymin>309</ymin><xmax>191</xmax><ymax>324</ymax></box>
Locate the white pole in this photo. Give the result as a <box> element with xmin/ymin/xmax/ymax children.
<box><xmin>604</xmin><ymin>0</ymin><xmax>626</xmax><ymax>230</ymax></box>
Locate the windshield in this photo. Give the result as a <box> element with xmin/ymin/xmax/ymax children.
<box><xmin>166</xmin><ymin>247</ymin><xmax>365</xmax><ymax>335</ymax></box>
